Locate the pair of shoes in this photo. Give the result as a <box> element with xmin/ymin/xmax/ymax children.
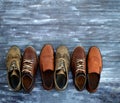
<box><xmin>71</xmin><ymin>46</ymin><xmax>102</xmax><ymax>93</ymax></box>
<box><xmin>40</xmin><ymin>45</ymin><xmax>70</xmax><ymax>90</ymax></box>
<box><xmin>6</xmin><ymin>46</ymin><xmax>38</xmax><ymax>92</ymax></box>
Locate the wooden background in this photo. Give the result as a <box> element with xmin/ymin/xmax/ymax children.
<box><xmin>0</xmin><ymin>0</ymin><xmax>120</xmax><ymax>103</ymax></box>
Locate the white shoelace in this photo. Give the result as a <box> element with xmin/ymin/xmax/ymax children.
<box><xmin>22</xmin><ymin>59</ymin><xmax>33</xmax><ymax>73</ymax></box>
<box><xmin>9</xmin><ymin>61</ymin><xmax>18</xmax><ymax>71</ymax></box>
<box><xmin>76</xmin><ymin>59</ymin><xmax>85</xmax><ymax>73</ymax></box>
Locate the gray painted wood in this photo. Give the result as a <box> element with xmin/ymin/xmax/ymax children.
<box><xmin>0</xmin><ymin>0</ymin><xmax>120</xmax><ymax>103</ymax></box>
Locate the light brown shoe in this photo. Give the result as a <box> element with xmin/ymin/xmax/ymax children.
<box><xmin>71</xmin><ymin>46</ymin><xmax>86</xmax><ymax>91</ymax></box>
<box><xmin>54</xmin><ymin>46</ymin><xmax>70</xmax><ymax>90</ymax></box>
<box><xmin>40</xmin><ymin>44</ymin><xmax>54</xmax><ymax>90</ymax></box>
<box><xmin>6</xmin><ymin>46</ymin><xmax>22</xmax><ymax>91</ymax></box>
<box><xmin>87</xmin><ymin>46</ymin><xmax>102</xmax><ymax>93</ymax></box>
<box><xmin>22</xmin><ymin>46</ymin><xmax>38</xmax><ymax>92</ymax></box>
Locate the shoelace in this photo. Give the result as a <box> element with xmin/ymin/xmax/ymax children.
<box><xmin>9</xmin><ymin>61</ymin><xmax>18</xmax><ymax>71</ymax></box>
<box><xmin>76</xmin><ymin>59</ymin><xmax>85</xmax><ymax>73</ymax></box>
<box><xmin>57</xmin><ymin>59</ymin><xmax>66</xmax><ymax>72</ymax></box>
<box><xmin>22</xmin><ymin>59</ymin><xmax>33</xmax><ymax>74</ymax></box>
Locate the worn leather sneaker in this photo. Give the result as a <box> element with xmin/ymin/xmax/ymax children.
<box><xmin>71</xmin><ymin>46</ymin><xmax>86</xmax><ymax>91</ymax></box>
<box><xmin>54</xmin><ymin>46</ymin><xmax>70</xmax><ymax>90</ymax></box>
<box><xmin>6</xmin><ymin>46</ymin><xmax>22</xmax><ymax>91</ymax></box>
<box><xmin>39</xmin><ymin>44</ymin><xmax>54</xmax><ymax>90</ymax></box>
<box><xmin>87</xmin><ymin>46</ymin><xmax>102</xmax><ymax>93</ymax></box>
<box><xmin>22</xmin><ymin>46</ymin><xmax>38</xmax><ymax>92</ymax></box>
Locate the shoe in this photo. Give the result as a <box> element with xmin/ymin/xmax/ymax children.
<box><xmin>6</xmin><ymin>46</ymin><xmax>22</xmax><ymax>91</ymax></box>
<box><xmin>54</xmin><ymin>46</ymin><xmax>70</xmax><ymax>90</ymax></box>
<box><xmin>71</xmin><ymin>46</ymin><xmax>86</xmax><ymax>91</ymax></box>
<box><xmin>22</xmin><ymin>46</ymin><xmax>38</xmax><ymax>92</ymax></box>
<box><xmin>39</xmin><ymin>44</ymin><xmax>54</xmax><ymax>90</ymax></box>
<box><xmin>87</xmin><ymin>46</ymin><xmax>102</xmax><ymax>93</ymax></box>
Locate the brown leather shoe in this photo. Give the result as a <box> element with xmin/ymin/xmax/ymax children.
<box><xmin>87</xmin><ymin>46</ymin><xmax>102</xmax><ymax>93</ymax></box>
<box><xmin>54</xmin><ymin>46</ymin><xmax>70</xmax><ymax>90</ymax></box>
<box><xmin>6</xmin><ymin>46</ymin><xmax>22</xmax><ymax>91</ymax></box>
<box><xmin>40</xmin><ymin>44</ymin><xmax>54</xmax><ymax>90</ymax></box>
<box><xmin>71</xmin><ymin>46</ymin><xmax>86</xmax><ymax>91</ymax></box>
<box><xmin>22</xmin><ymin>46</ymin><xmax>38</xmax><ymax>92</ymax></box>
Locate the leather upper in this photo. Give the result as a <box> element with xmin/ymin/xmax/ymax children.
<box><xmin>71</xmin><ymin>46</ymin><xmax>86</xmax><ymax>76</ymax></box>
<box><xmin>40</xmin><ymin>45</ymin><xmax>54</xmax><ymax>72</ymax></box>
<box><xmin>22</xmin><ymin>46</ymin><xmax>38</xmax><ymax>76</ymax></box>
<box><xmin>88</xmin><ymin>46</ymin><xmax>102</xmax><ymax>74</ymax></box>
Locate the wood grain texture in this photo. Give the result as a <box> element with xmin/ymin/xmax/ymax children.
<box><xmin>0</xmin><ymin>0</ymin><xmax>120</xmax><ymax>103</ymax></box>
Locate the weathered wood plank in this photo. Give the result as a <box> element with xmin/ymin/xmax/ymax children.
<box><xmin>0</xmin><ymin>0</ymin><xmax>120</xmax><ymax>103</ymax></box>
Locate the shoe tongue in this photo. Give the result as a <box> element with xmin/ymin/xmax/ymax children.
<box><xmin>11</xmin><ymin>70</ymin><xmax>19</xmax><ymax>78</ymax></box>
<box><xmin>57</xmin><ymin>69</ymin><xmax>65</xmax><ymax>75</ymax></box>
